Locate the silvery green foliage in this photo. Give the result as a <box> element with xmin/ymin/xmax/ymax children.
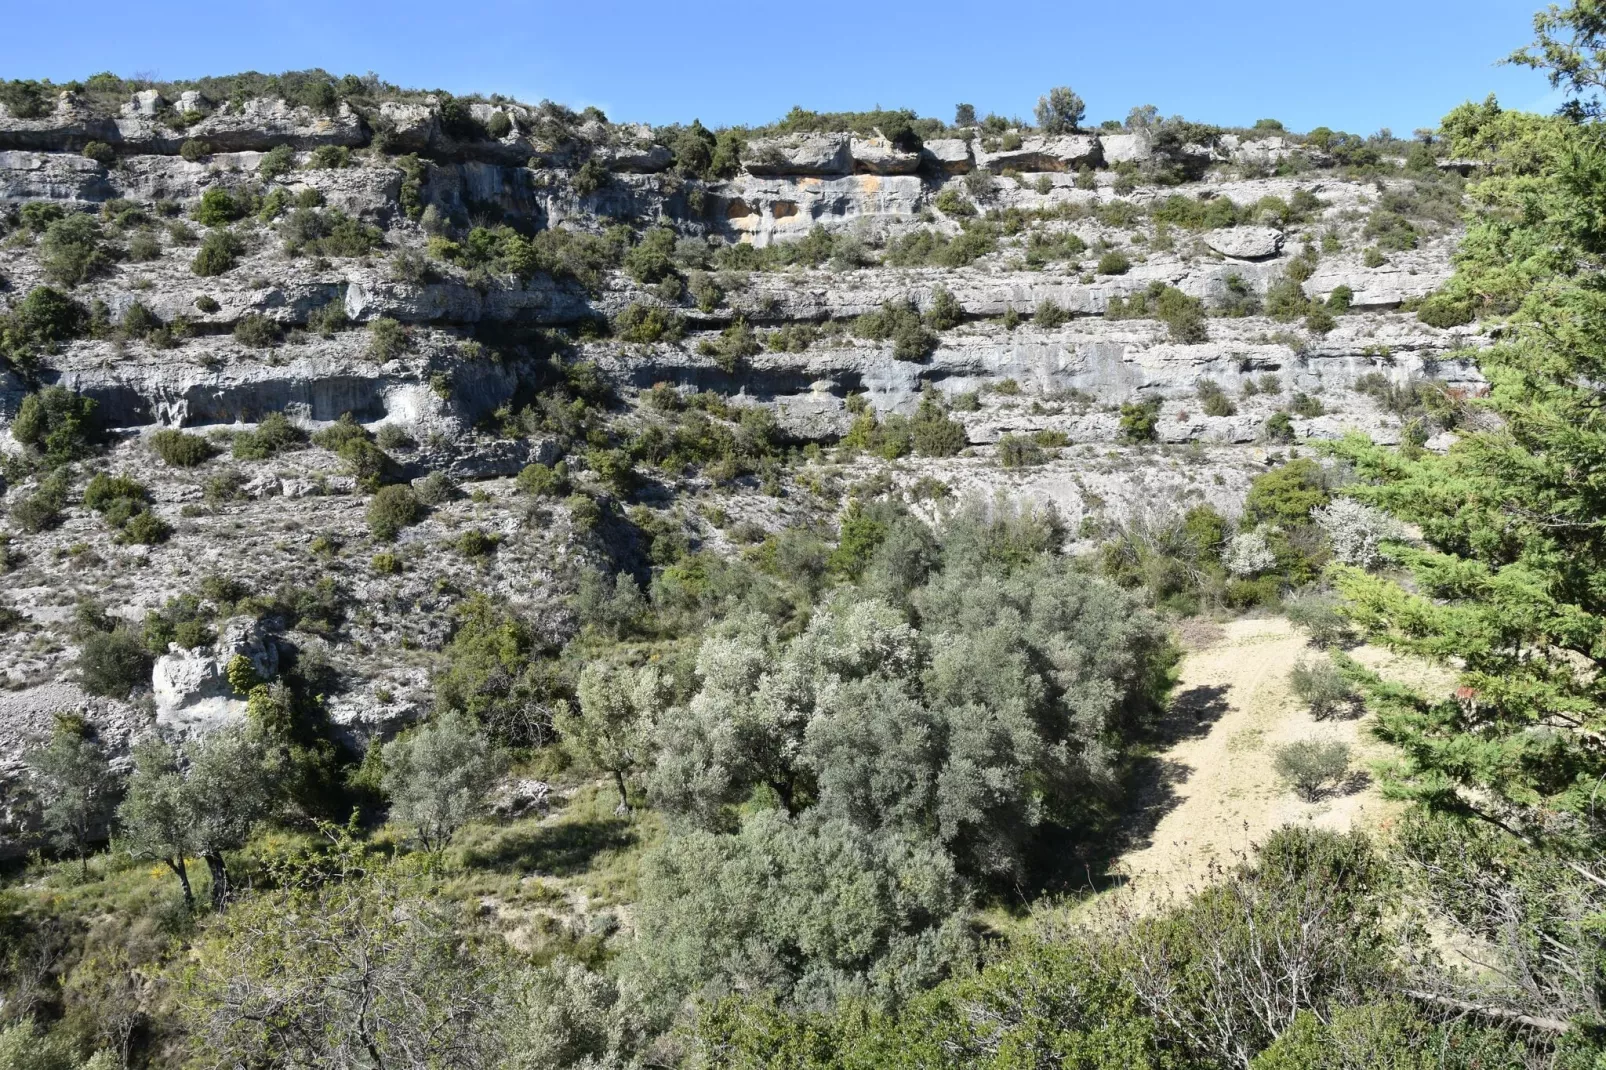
<box><xmin>501</xmin><ymin>959</ymin><xmax>650</xmax><ymax>1070</ymax></box>
<box><xmin>1224</xmin><ymin>527</ymin><xmax>1278</xmax><ymax>577</ymax></box>
<box><xmin>381</xmin><ymin>710</ymin><xmax>504</xmax><ymax>852</ymax></box>
<box><xmin>1314</xmin><ymin>497</ymin><xmax>1406</xmax><ymax>570</ymax></box>
<box><xmin>639</xmin><ymin>555</ymin><xmax>1167</xmax><ymax>1010</ymax></box>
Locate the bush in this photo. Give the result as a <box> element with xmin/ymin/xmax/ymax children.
<box><xmin>1273</xmin><ymin>738</ymin><xmax>1351</xmax><ymax>800</ymax></box>
<box><xmin>1326</xmin><ymin>284</ymin><xmax>1354</xmax><ymax>311</ymax></box>
<box><xmin>150</xmin><ymin>429</ymin><xmax>215</xmax><ymax>467</ymax></box>
<box><xmin>1288</xmin><ymin>391</ymin><xmax>1324</xmax><ymax>418</ymax></box>
<box><xmin>191</xmin><ymin>228</ymin><xmax>243</xmax><ymax>276</ymax></box>
<box><xmin>1</xmin><ymin>286</ymin><xmax>87</xmax><ymax>367</ymax></box>
<box><xmin>367</xmin><ymin>484</ymin><xmax>423</xmax><ymax>541</ymax></box>
<box><xmin>1035</xmin><ymin>298</ymin><xmax>1070</xmax><ymax>328</ymax></box>
<box><xmin>1197</xmin><ymin>379</ymin><xmax>1237</xmax><ymax>417</ymax></box>
<box><xmin>234</xmin><ymin>314</ymin><xmax>280</xmax><ymax>347</ymax></box>
<box><xmin>614</xmin><ymin>302</ymin><xmax>685</xmax><ymax>344</ymax></box>
<box><xmin>8</xmin><ymin>470</ymin><xmax>69</xmax><ymax>532</ymax></box>
<box><xmin>39</xmin><ymin>214</ymin><xmax>112</xmax><ymax>285</ymax></box>
<box><xmin>82</xmin><ymin>140</ymin><xmax>115</xmax><ymax>166</ymax></box>
<box><xmin>232</xmin><ymin>411</ymin><xmax>306</xmax><ymax>460</ymax></box>
<box><xmin>1119</xmin><ymin>399</ymin><xmax>1160</xmax><ymax>442</ymax></box>
<box><xmin>194</xmin><ymin>187</ymin><xmax>247</xmax><ymax>227</ymax></box>
<box><xmin>366</xmin><ymin>317</ymin><xmax>411</xmax><ymax>361</ymax></box>
<box><xmin>1265</xmin><ymin>276</ymin><xmax>1309</xmax><ymax>320</ymax></box>
<box><xmin>259</xmin><ymin>143</ymin><xmax>296</xmax><ymax>180</ymax></box>
<box><xmin>305</xmin><ymin>145</ymin><xmax>351</xmax><ymax>169</ymax></box>
<box><xmin>11</xmin><ymin>386</ymin><xmax>98</xmax><ymax>464</ymax></box>
<box><xmin>517</xmin><ymin>462</ymin><xmax>568</xmax><ymax>497</ymax></box>
<box><xmin>1096</xmin><ymin>251</ymin><xmax>1132</xmax><ymax>275</ymax></box>
<box><xmin>1245</xmin><ymin>458</ymin><xmax>1330</xmax><ymax>526</ymax></box>
<box><xmin>1264</xmin><ymin>410</ymin><xmax>1295</xmax><ymax>443</ymax></box>
<box><xmin>925</xmin><ymin>286</ymin><xmax>964</xmax><ymax>330</ymax></box>
<box><xmin>853</xmin><ymin>300</ymin><xmax>937</xmax><ymax>361</ymax></box>
<box><xmin>456</xmin><ymin>529</ymin><xmax>499</xmax><ymax>558</ymax></box>
<box><xmin>1313</xmin><ymin>497</ymin><xmax>1405</xmax><ymax>570</ymax></box>
<box><xmin>1289</xmin><ymin>658</ymin><xmax>1356</xmax><ymax>719</ymax></box>
<box><xmin>77</xmin><ymin>628</ymin><xmax>152</xmax><ymax>698</ymax></box>
<box><xmin>996</xmin><ymin>433</ymin><xmax>1047</xmax><ymax>467</ymax></box>
<box><xmin>1304</xmin><ymin>305</ymin><xmax>1336</xmax><ymax>335</ymax></box>
<box><xmin>696</xmin><ymin>318</ymin><xmax>761</xmax><ymax>373</ymax></box>
<box><xmin>413</xmin><ymin>471</ymin><xmax>454</xmax><ymax>504</ymax></box>
<box><xmin>180</xmin><ymin>138</ymin><xmax>210</xmax><ymax>162</ymax></box>
<box><xmin>1283</xmin><ymin>590</ymin><xmax>1355</xmax><ymax>648</ymax></box>
<box><xmin>1416</xmin><ymin>291</ymin><xmax>1475</xmax><ymax>328</ymax></box>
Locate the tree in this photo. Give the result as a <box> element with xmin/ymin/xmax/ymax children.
<box><xmin>557</xmin><ymin>662</ymin><xmax>663</xmax><ymax>813</ymax></box>
<box><xmin>116</xmin><ymin>730</ymin><xmax>272</xmax><ymax>911</ymax></box>
<box><xmin>953</xmin><ymin>103</ymin><xmax>976</xmax><ymax>127</ymax></box>
<box><xmin>1325</xmin><ymin>8</ymin><xmax>1606</xmax><ymax>1027</ymax></box>
<box><xmin>182</xmin><ymin>834</ymin><xmax>504</xmax><ymax>1070</ymax></box>
<box><xmin>25</xmin><ymin>716</ymin><xmax>117</xmax><ymax>875</ymax></box>
<box><xmin>184</xmin><ymin>729</ymin><xmax>274</xmax><ymax>909</ymax></box>
<box><xmin>380</xmin><ymin>710</ymin><xmax>503</xmax><ymax>854</ymax></box>
<box><xmin>1035</xmin><ymin>86</ymin><xmax>1086</xmax><ymax>134</ymax></box>
<box><xmin>117</xmin><ymin>740</ymin><xmax>200</xmax><ymax>909</ymax></box>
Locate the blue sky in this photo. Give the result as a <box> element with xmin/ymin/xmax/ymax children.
<box><xmin>1</xmin><ymin>1</ymin><xmax>1561</xmax><ymax>134</ymax></box>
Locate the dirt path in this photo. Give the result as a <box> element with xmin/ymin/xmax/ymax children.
<box><xmin>1107</xmin><ymin>616</ymin><xmax>1403</xmax><ymax>908</ymax></box>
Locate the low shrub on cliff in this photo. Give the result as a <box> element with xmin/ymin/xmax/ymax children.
<box><xmin>1</xmin><ymin>286</ymin><xmax>87</xmax><ymax>369</ymax></box>
<box><xmin>367</xmin><ymin>484</ymin><xmax>424</xmax><ymax>541</ymax></box>
<box><xmin>232</xmin><ymin>411</ymin><xmax>307</xmax><ymax>460</ymax></box>
<box><xmin>150</xmin><ymin>429</ymin><xmax>216</xmax><ymax>467</ymax></box>
<box><xmin>40</xmin><ymin>214</ymin><xmax>114</xmax><ymax>286</ymax></box>
<box><xmin>191</xmin><ymin>228</ymin><xmax>243</xmax><ymax>276</ymax></box>
<box><xmin>11</xmin><ymin>386</ymin><xmax>99</xmax><ymax>465</ymax></box>
<box><xmin>614</xmin><ymin>302</ymin><xmax>685</xmax><ymax>344</ymax></box>
<box><xmin>854</xmin><ymin>300</ymin><xmax>937</xmax><ymax>361</ymax></box>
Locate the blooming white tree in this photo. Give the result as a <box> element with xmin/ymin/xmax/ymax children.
<box><xmin>1314</xmin><ymin>498</ymin><xmax>1406</xmax><ymax>570</ymax></box>
<box><xmin>1224</xmin><ymin>527</ymin><xmax>1278</xmax><ymax>577</ymax></box>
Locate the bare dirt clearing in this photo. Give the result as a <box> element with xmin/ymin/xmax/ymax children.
<box><xmin>1102</xmin><ymin>616</ymin><xmax>1423</xmax><ymax>910</ymax></box>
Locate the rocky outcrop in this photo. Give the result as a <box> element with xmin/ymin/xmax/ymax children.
<box><xmin>0</xmin><ymin>96</ymin><xmax>367</xmax><ymax>154</ymax></box>
<box><xmin>975</xmin><ymin>135</ymin><xmax>1102</xmax><ymax>173</ymax></box>
<box><xmin>743</xmin><ymin>134</ymin><xmax>853</xmax><ymax>176</ymax></box>
<box><xmin>920</xmin><ymin>138</ymin><xmax>974</xmax><ymax>174</ymax></box>
<box><xmin>153</xmin><ymin>616</ymin><xmax>279</xmax><ymax>734</ymax></box>
<box><xmin>850</xmin><ymin>137</ymin><xmax>922</xmax><ymax>175</ymax></box>
<box><xmin>1204</xmin><ymin>226</ymin><xmax>1283</xmax><ymax>260</ymax></box>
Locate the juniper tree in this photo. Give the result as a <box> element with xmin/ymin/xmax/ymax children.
<box><xmin>24</xmin><ymin>715</ymin><xmax>117</xmax><ymax>875</ymax></box>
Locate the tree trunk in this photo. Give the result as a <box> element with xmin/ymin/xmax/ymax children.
<box><xmin>612</xmin><ymin>769</ymin><xmax>631</xmax><ymax>814</ymax></box>
<box><xmin>205</xmin><ymin>851</ymin><xmax>230</xmax><ymax>911</ymax></box>
<box><xmin>166</xmin><ymin>857</ymin><xmax>194</xmax><ymax>910</ymax></box>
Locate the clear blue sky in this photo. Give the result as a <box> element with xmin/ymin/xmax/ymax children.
<box><xmin>0</xmin><ymin>1</ymin><xmax>1561</xmax><ymax>134</ymax></box>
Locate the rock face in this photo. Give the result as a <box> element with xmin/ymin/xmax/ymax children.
<box><xmin>975</xmin><ymin>135</ymin><xmax>1102</xmax><ymax>172</ymax></box>
<box><xmin>153</xmin><ymin>617</ymin><xmax>280</xmax><ymax>735</ymax></box>
<box><xmin>1205</xmin><ymin>226</ymin><xmax>1283</xmax><ymax>260</ymax></box>
<box><xmin>743</xmin><ymin>134</ymin><xmax>853</xmax><ymax>176</ymax></box>
<box><xmin>0</xmin><ymin>83</ymin><xmax>1486</xmax><ymax>856</ymax></box>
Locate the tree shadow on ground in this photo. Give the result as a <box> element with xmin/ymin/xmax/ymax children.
<box><xmin>464</xmin><ymin>814</ymin><xmax>636</xmax><ymax>877</ymax></box>
<box><xmin>1155</xmin><ymin>683</ymin><xmax>1233</xmax><ymax>743</ymax></box>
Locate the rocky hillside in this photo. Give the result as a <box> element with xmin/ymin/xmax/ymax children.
<box><xmin>0</xmin><ymin>76</ymin><xmax>1483</xmax><ymax>849</ymax></box>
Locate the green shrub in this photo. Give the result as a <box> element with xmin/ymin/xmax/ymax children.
<box><xmin>1289</xmin><ymin>391</ymin><xmax>1324</xmax><ymax>418</ymax></box>
<box><xmin>1273</xmin><ymin>738</ymin><xmax>1351</xmax><ymax>800</ymax></box>
<box><xmin>234</xmin><ymin>314</ymin><xmax>280</xmax><ymax>347</ymax></box>
<box><xmin>11</xmin><ymin>386</ymin><xmax>98</xmax><ymax>464</ymax></box>
<box><xmin>696</xmin><ymin>318</ymin><xmax>761</xmax><ymax>372</ymax></box>
<box><xmin>366</xmin><ymin>317</ymin><xmax>411</xmax><ymax>361</ymax></box>
<box><xmin>1265</xmin><ymin>276</ymin><xmax>1309</xmax><ymax>320</ymax></box>
<box><xmin>77</xmin><ymin>628</ymin><xmax>152</xmax><ymax>698</ymax></box>
<box><xmin>8</xmin><ymin>470</ymin><xmax>69</xmax><ymax>531</ymax></box>
<box><xmin>1363</xmin><ymin>209</ymin><xmax>1417</xmax><ymax>251</ymax></box>
<box><xmin>1416</xmin><ymin>292</ymin><xmax>1475</xmax><ymax>328</ymax></box>
<box><xmin>1119</xmin><ymin>399</ymin><xmax>1161</xmax><ymax>442</ymax></box>
<box><xmin>180</xmin><ymin>138</ymin><xmax>210</xmax><ymax>162</ymax></box>
<box><xmin>996</xmin><ymin>433</ymin><xmax>1047</xmax><ymax>467</ymax></box>
<box><xmin>1289</xmin><ymin>658</ymin><xmax>1356</xmax><ymax>719</ymax></box>
<box><xmin>119</xmin><ymin>508</ymin><xmax>172</xmax><ymax>545</ymax></box>
<box><xmin>371</xmin><ymin>551</ymin><xmax>402</xmax><ymax>574</ymax></box>
<box><xmin>194</xmin><ymin>187</ymin><xmax>247</xmax><ymax>227</ymax></box>
<box><xmin>259</xmin><ymin>144</ymin><xmax>296</xmax><ymax>180</ymax></box>
<box><xmin>306</xmin><ymin>300</ymin><xmax>348</xmax><ymax>336</ymax></box>
<box><xmin>126</xmin><ymin>231</ymin><xmax>162</xmax><ymax>262</ymax></box>
<box><xmin>925</xmin><ymin>286</ymin><xmax>964</xmax><ymax>330</ymax></box>
<box><xmin>150</xmin><ymin>429</ymin><xmax>215</xmax><ymax>467</ymax></box>
<box><xmin>614</xmin><ymin>302</ymin><xmax>686</xmax><ymax>344</ymax></box>
<box><xmin>516</xmin><ymin>462</ymin><xmax>568</xmax><ymax>497</ymax></box>
<box><xmin>1264</xmin><ymin>410</ymin><xmax>1295</xmax><ymax>443</ymax></box>
<box><xmin>1197</xmin><ymin>379</ymin><xmax>1237</xmax><ymax>417</ymax></box>
<box><xmin>305</xmin><ymin>145</ymin><xmax>351</xmax><ymax>169</ymax></box>
<box><xmin>82</xmin><ymin>140</ymin><xmax>115</xmax><ymax>166</ymax></box>
<box><xmin>367</xmin><ymin>484</ymin><xmax>423</xmax><ymax>541</ymax></box>
<box><xmin>933</xmin><ymin>188</ymin><xmax>975</xmax><ymax>217</ymax></box>
<box><xmin>1</xmin><ymin>286</ymin><xmax>87</xmax><ymax>367</ymax></box>
<box><xmin>485</xmin><ymin>111</ymin><xmax>513</xmax><ymax>139</ymax></box>
<box><xmin>1035</xmin><ymin>298</ymin><xmax>1070</xmax><ymax>328</ymax></box>
<box><xmin>232</xmin><ymin>411</ymin><xmax>306</xmax><ymax>460</ymax></box>
<box><xmin>1304</xmin><ymin>305</ymin><xmax>1336</xmax><ymax>335</ymax></box>
<box><xmin>855</xmin><ymin>301</ymin><xmax>937</xmax><ymax>360</ymax></box>
<box><xmin>910</xmin><ymin>394</ymin><xmax>967</xmax><ymax>457</ymax></box>
<box><xmin>455</xmin><ymin>529</ymin><xmax>499</xmax><ymax>558</ymax></box>
<box><xmin>191</xmin><ymin>228</ymin><xmax>243</xmax><ymax>276</ymax></box>
<box><xmin>1245</xmin><ymin>457</ymin><xmax>1330</xmax><ymax>526</ymax></box>
<box><xmin>39</xmin><ymin>214</ymin><xmax>112</xmax><ymax>285</ymax></box>
<box><xmin>1096</xmin><ymin>250</ymin><xmax>1131</xmax><ymax>275</ymax></box>
<box><xmin>1362</xmin><ymin>246</ymin><xmax>1387</xmax><ymax>268</ymax></box>
<box><xmin>1326</xmin><ymin>284</ymin><xmax>1354</xmax><ymax>311</ymax></box>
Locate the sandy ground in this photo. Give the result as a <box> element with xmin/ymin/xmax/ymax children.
<box><xmin>1105</xmin><ymin>616</ymin><xmax>1412</xmax><ymax>909</ymax></box>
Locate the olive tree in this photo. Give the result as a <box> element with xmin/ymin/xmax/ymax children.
<box><xmin>557</xmin><ymin>662</ymin><xmax>665</xmax><ymax>813</ymax></box>
<box><xmin>380</xmin><ymin>710</ymin><xmax>503</xmax><ymax>853</ymax></box>
<box><xmin>1035</xmin><ymin>86</ymin><xmax>1086</xmax><ymax>134</ymax></box>
<box><xmin>24</xmin><ymin>716</ymin><xmax>117</xmax><ymax>875</ymax></box>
